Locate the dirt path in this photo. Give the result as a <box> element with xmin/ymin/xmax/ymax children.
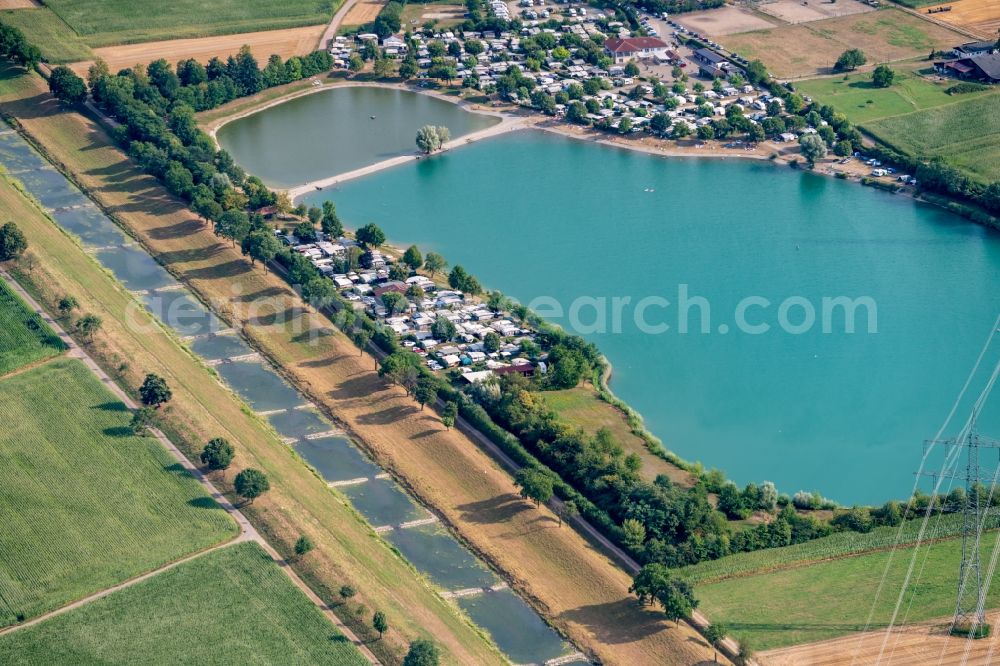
<box><xmin>0</xmin><ymin>269</ymin><xmax>380</xmax><ymax>665</ymax></box>
<box><xmin>318</xmin><ymin>0</ymin><xmax>360</xmax><ymax>50</ymax></box>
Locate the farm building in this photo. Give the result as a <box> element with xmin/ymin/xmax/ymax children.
<box><xmin>951</xmin><ymin>41</ymin><xmax>997</xmax><ymax>58</ymax></box>
<box><xmin>935</xmin><ymin>53</ymin><xmax>1000</xmax><ymax>83</ymax></box>
<box><xmin>603</xmin><ymin>37</ymin><xmax>669</xmax><ymax>63</ymax></box>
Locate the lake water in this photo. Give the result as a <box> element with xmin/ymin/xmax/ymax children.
<box><xmin>220</xmin><ymin>87</ymin><xmax>1000</xmax><ymax>504</ymax></box>
<box><xmin>217</xmin><ymin>86</ymin><xmax>500</xmax><ymax>188</ymax></box>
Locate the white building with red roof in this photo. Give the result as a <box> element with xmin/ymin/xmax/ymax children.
<box><xmin>603</xmin><ymin>37</ymin><xmax>669</xmax><ymax>64</ymax></box>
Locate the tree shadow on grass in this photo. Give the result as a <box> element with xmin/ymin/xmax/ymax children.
<box><xmin>102</xmin><ymin>425</ymin><xmax>133</xmax><ymax>437</ymax></box>
<box><xmin>183</xmin><ymin>259</ymin><xmax>251</xmax><ymax>281</ymax></box>
<box><xmin>327</xmin><ymin>374</ymin><xmax>384</xmax><ymax>401</ymax></box>
<box><xmin>355</xmin><ymin>403</ymin><xmax>419</xmax><ymax>426</ymax></box>
<box><xmin>187</xmin><ymin>496</ymin><xmax>219</xmax><ymax>510</ymax></box>
<box><xmin>92</xmin><ymin>400</ymin><xmax>129</xmax><ymax>412</ymax></box>
<box><xmin>559</xmin><ymin>598</ymin><xmax>679</xmax><ymax>645</ymax></box>
<box><xmin>146</xmin><ymin>218</ymin><xmax>206</xmax><ymax>241</ymax></box>
<box><xmin>456</xmin><ymin>494</ymin><xmax>533</xmax><ymax>524</ymax></box>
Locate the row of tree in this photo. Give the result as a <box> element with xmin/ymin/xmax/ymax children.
<box><xmin>0</xmin><ymin>21</ymin><xmax>40</xmax><ymax>69</ymax></box>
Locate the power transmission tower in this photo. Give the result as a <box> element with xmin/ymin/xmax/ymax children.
<box><xmin>920</xmin><ymin>418</ymin><xmax>1000</xmax><ymax>634</ymax></box>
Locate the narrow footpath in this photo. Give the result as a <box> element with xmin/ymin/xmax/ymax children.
<box><xmin>0</xmin><ymin>269</ymin><xmax>381</xmax><ymax>665</ymax></box>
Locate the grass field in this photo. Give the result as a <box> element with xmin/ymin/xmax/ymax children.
<box><xmin>0</xmin><ymin>542</ymin><xmax>367</xmax><ymax>665</ymax></box>
<box><xmin>719</xmin><ymin>8</ymin><xmax>967</xmax><ymax>78</ymax></box>
<box><xmin>696</xmin><ymin>531</ymin><xmax>1000</xmax><ymax>650</ymax></box>
<box><xmin>864</xmin><ymin>93</ymin><xmax>1000</xmax><ymax>182</ymax></box>
<box><xmin>38</xmin><ymin>0</ymin><xmax>334</xmax><ymax>48</ymax></box>
<box><xmin>0</xmin><ymin>71</ymin><xmax>722</xmax><ymax>664</ymax></box>
<box><xmin>540</xmin><ymin>386</ymin><xmax>693</xmax><ymax>485</ymax></box>
<box><xmin>677</xmin><ymin>514</ymin><xmax>968</xmax><ymax>584</ymax></box>
<box><xmin>0</xmin><ymin>358</ymin><xmax>236</xmax><ymax>627</ymax></box>
<box><xmin>0</xmin><ymin>8</ymin><xmax>93</xmax><ymax>63</ymax></box>
<box><xmin>794</xmin><ymin>62</ymin><xmax>995</xmax><ymax>124</ymax></box>
<box><xmin>0</xmin><ymin>69</ymin><xmax>506</xmax><ymax>665</ymax></box>
<box><xmin>0</xmin><ymin>278</ymin><xmax>64</xmax><ymax>376</ymax></box>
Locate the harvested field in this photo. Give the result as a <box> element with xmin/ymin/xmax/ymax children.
<box><xmin>757</xmin><ymin>0</ymin><xmax>876</xmax><ymax>24</ymax></box>
<box><xmin>0</xmin><ymin>358</ymin><xmax>237</xmax><ymax>627</ymax></box>
<box><xmin>0</xmin><ymin>0</ymin><xmax>39</xmax><ymax>9</ymax></box>
<box><xmin>675</xmin><ymin>6</ymin><xmax>779</xmax><ymax>36</ymax></box>
<box><xmin>68</xmin><ymin>25</ymin><xmax>326</xmax><ymax>78</ymax></box>
<box><xmin>342</xmin><ymin>0</ymin><xmax>386</xmax><ymax>27</ymax></box>
<box><xmin>0</xmin><ymin>71</ymin><xmax>726</xmax><ymax>665</ymax></box>
<box><xmin>921</xmin><ymin>0</ymin><xmax>1000</xmax><ymax>39</ymax></box>
<box><xmin>759</xmin><ymin>614</ymin><xmax>1000</xmax><ymax>665</ymax></box>
<box><xmin>719</xmin><ymin>8</ymin><xmax>969</xmax><ymax>77</ymax></box>
<box><xmin>0</xmin><ymin>543</ymin><xmax>368</xmax><ymax>665</ymax></box>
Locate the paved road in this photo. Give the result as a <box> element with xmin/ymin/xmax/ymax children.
<box><xmin>0</xmin><ymin>270</ymin><xmax>381</xmax><ymax>664</ymax></box>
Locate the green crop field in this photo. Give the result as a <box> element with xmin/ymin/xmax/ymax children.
<box><xmin>677</xmin><ymin>514</ymin><xmax>968</xmax><ymax>584</ymax></box>
<box><xmin>0</xmin><ymin>358</ymin><xmax>236</xmax><ymax>627</ymax></box>
<box><xmin>0</xmin><ymin>542</ymin><xmax>368</xmax><ymax>665</ymax></box>
<box><xmin>0</xmin><ymin>278</ymin><xmax>65</xmax><ymax>376</ymax></box>
<box><xmin>864</xmin><ymin>93</ymin><xmax>1000</xmax><ymax>182</ymax></box>
<box><xmin>795</xmin><ymin>64</ymin><xmax>992</xmax><ymax>125</ymax></box>
<box><xmin>695</xmin><ymin>530</ymin><xmax>1000</xmax><ymax>651</ymax></box>
<box><xmin>37</xmin><ymin>0</ymin><xmax>335</xmax><ymax>48</ymax></box>
<box><xmin>0</xmin><ymin>9</ymin><xmax>93</xmax><ymax>64</ymax></box>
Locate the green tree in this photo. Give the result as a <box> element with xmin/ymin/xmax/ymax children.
<box><xmin>382</xmin><ymin>291</ymin><xmax>408</xmax><ymax>315</ymax></box>
<box><xmin>200</xmin><ymin>437</ymin><xmax>235</xmax><ymax>475</ymax></box>
<box><xmin>441</xmin><ymin>401</ymin><xmax>458</xmax><ymax>430</ymax></box>
<box><xmin>413</xmin><ymin>375</ymin><xmax>438</xmax><ymax>410</ymax></box>
<box><xmin>294</xmin><ymin>535</ymin><xmax>314</xmax><ymax>560</ymax></box>
<box><xmin>356</xmin><ymin>223</ymin><xmax>386</xmax><ymax>249</ymax></box>
<box><xmin>872</xmin><ymin>64</ymin><xmax>895</xmax><ymax>88</ymax></box>
<box><xmin>216</xmin><ymin>209</ymin><xmax>250</xmax><ymax>247</ymax></box>
<box><xmin>321</xmin><ymin>201</ymin><xmax>342</xmax><ymax>237</ymax></box>
<box><xmin>129</xmin><ymin>406</ymin><xmax>156</xmax><ymax>435</ymax></box>
<box><xmin>372</xmin><ymin>610</ymin><xmax>388</xmax><ymax>639</ymax></box>
<box><xmin>57</xmin><ymin>295</ymin><xmax>78</xmax><ymax>316</ymax></box>
<box><xmin>431</xmin><ymin>315</ymin><xmax>456</xmax><ymax>341</ymax></box>
<box><xmin>242</xmin><ymin>230</ymin><xmax>280</xmax><ymax>272</ymax></box>
<box><xmin>630</xmin><ymin>563</ymin><xmax>672</xmax><ymax>605</ymax></box>
<box><xmin>834</xmin><ymin>48</ymin><xmax>866</xmax><ymax>72</ymax></box>
<box><xmin>404</xmin><ymin>639</ymin><xmax>440</xmax><ymax>666</ymax></box>
<box><xmin>703</xmin><ymin>623</ymin><xmax>727</xmax><ymax>649</ymax></box>
<box><xmin>234</xmin><ymin>468</ymin><xmax>270</xmax><ymax>504</ymax></box>
<box><xmin>799</xmin><ymin>133</ymin><xmax>828</xmax><ymax>165</ymax></box>
<box><xmin>349</xmin><ymin>53</ymin><xmax>365</xmax><ymax>72</ymax></box>
<box><xmin>514</xmin><ymin>468</ymin><xmax>554</xmax><ymax>507</ymax></box>
<box><xmin>301</xmin><ymin>276</ymin><xmax>336</xmax><ymax>308</ymax></box>
<box><xmin>0</xmin><ymin>222</ymin><xmax>27</xmax><ymax>261</ymax></box>
<box><xmin>483</xmin><ymin>330</ymin><xmax>502</xmax><ymax>353</ymax></box>
<box><xmin>339</xmin><ymin>585</ymin><xmax>356</xmax><ymax>601</ymax></box>
<box><xmin>352</xmin><ymin>328</ymin><xmax>372</xmax><ymax>357</ymax></box>
<box><xmin>49</xmin><ymin>66</ymin><xmax>87</xmax><ymax>106</ymax></box>
<box><xmin>423</xmin><ymin>252</ymin><xmax>447</xmax><ymax>277</ymax></box>
<box><xmin>624</xmin><ymin>60</ymin><xmax>640</xmax><ymax>77</ymax></box>
<box><xmin>834</xmin><ymin>139</ymin><xmax>853</xmax><ymax>157</ymax></box>
<box><xmin>75</xmin><ymin>313</ymin><xmax>102</xmax><ymax>338</ymax></box>
<box><xmin>139</xmin><ymin>373</ymin><xmax>172</xmax><ymax>408</ymax></box>
<box><xmin>403</xmin><ymin>245</ymin><xmax>423</xmax><ymax>270</ymax></box>
<box><xmin>622</xmin><ymin>517</ymin><xmax>647</xmax><ymax>549</ymax></box>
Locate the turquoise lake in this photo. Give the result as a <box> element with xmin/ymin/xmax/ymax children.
<box><xmin>217</xmin><ymin>90</ymin><xmax>1000</xmax><ymax>505</ymax></box>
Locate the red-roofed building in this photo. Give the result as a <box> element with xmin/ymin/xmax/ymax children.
<box><xmin>494</xmin><ymin>363</ymin><xmax>535</xmax><ymax>378</ymax></box>
<box><xmin>604</xmin><ymin>37</ymin><xmax>669</xmax><ymax>64</ymax></box>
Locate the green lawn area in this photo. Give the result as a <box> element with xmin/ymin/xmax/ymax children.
<box><xmin>795</xmin><ymin>64</ymin><xmax>987</xmax><ymax>125</ymax></box>
<box><xmin>0</xmin><ymin>358</ymin><xmax>237</xmax><ymax>627</ymax></box>
<box><xmin>0</xmin><ymin>278</ymin><xmax>65</xmax><ymax>376</ymax></box>
<box><xmin>539</xmin><ymin>386</ymin><xmax>692</xmax><ymax>485</ymax></box>
<box><xmin>0</xmin><ymin>542</ymin><xmax>368</xmax><ymax>665</ymax></box>
<box><xmin>863</xmin><ymin>92</ymin><xmax>1000</xmax><ymax>183</ymax></box>
<box><xmin>39</xmin><ymin>0</ymin><xmax>335</xmax><ymax>48</ymax></box>
<box><xmin>0</xmin><ymin>9</ymin><xmax>93</xmax><ymax>64</ymax></box>
<box><xmin>696</xmin><ymin>530</ymin><xmax>1000</xmax><ymax>651</ymax></box>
